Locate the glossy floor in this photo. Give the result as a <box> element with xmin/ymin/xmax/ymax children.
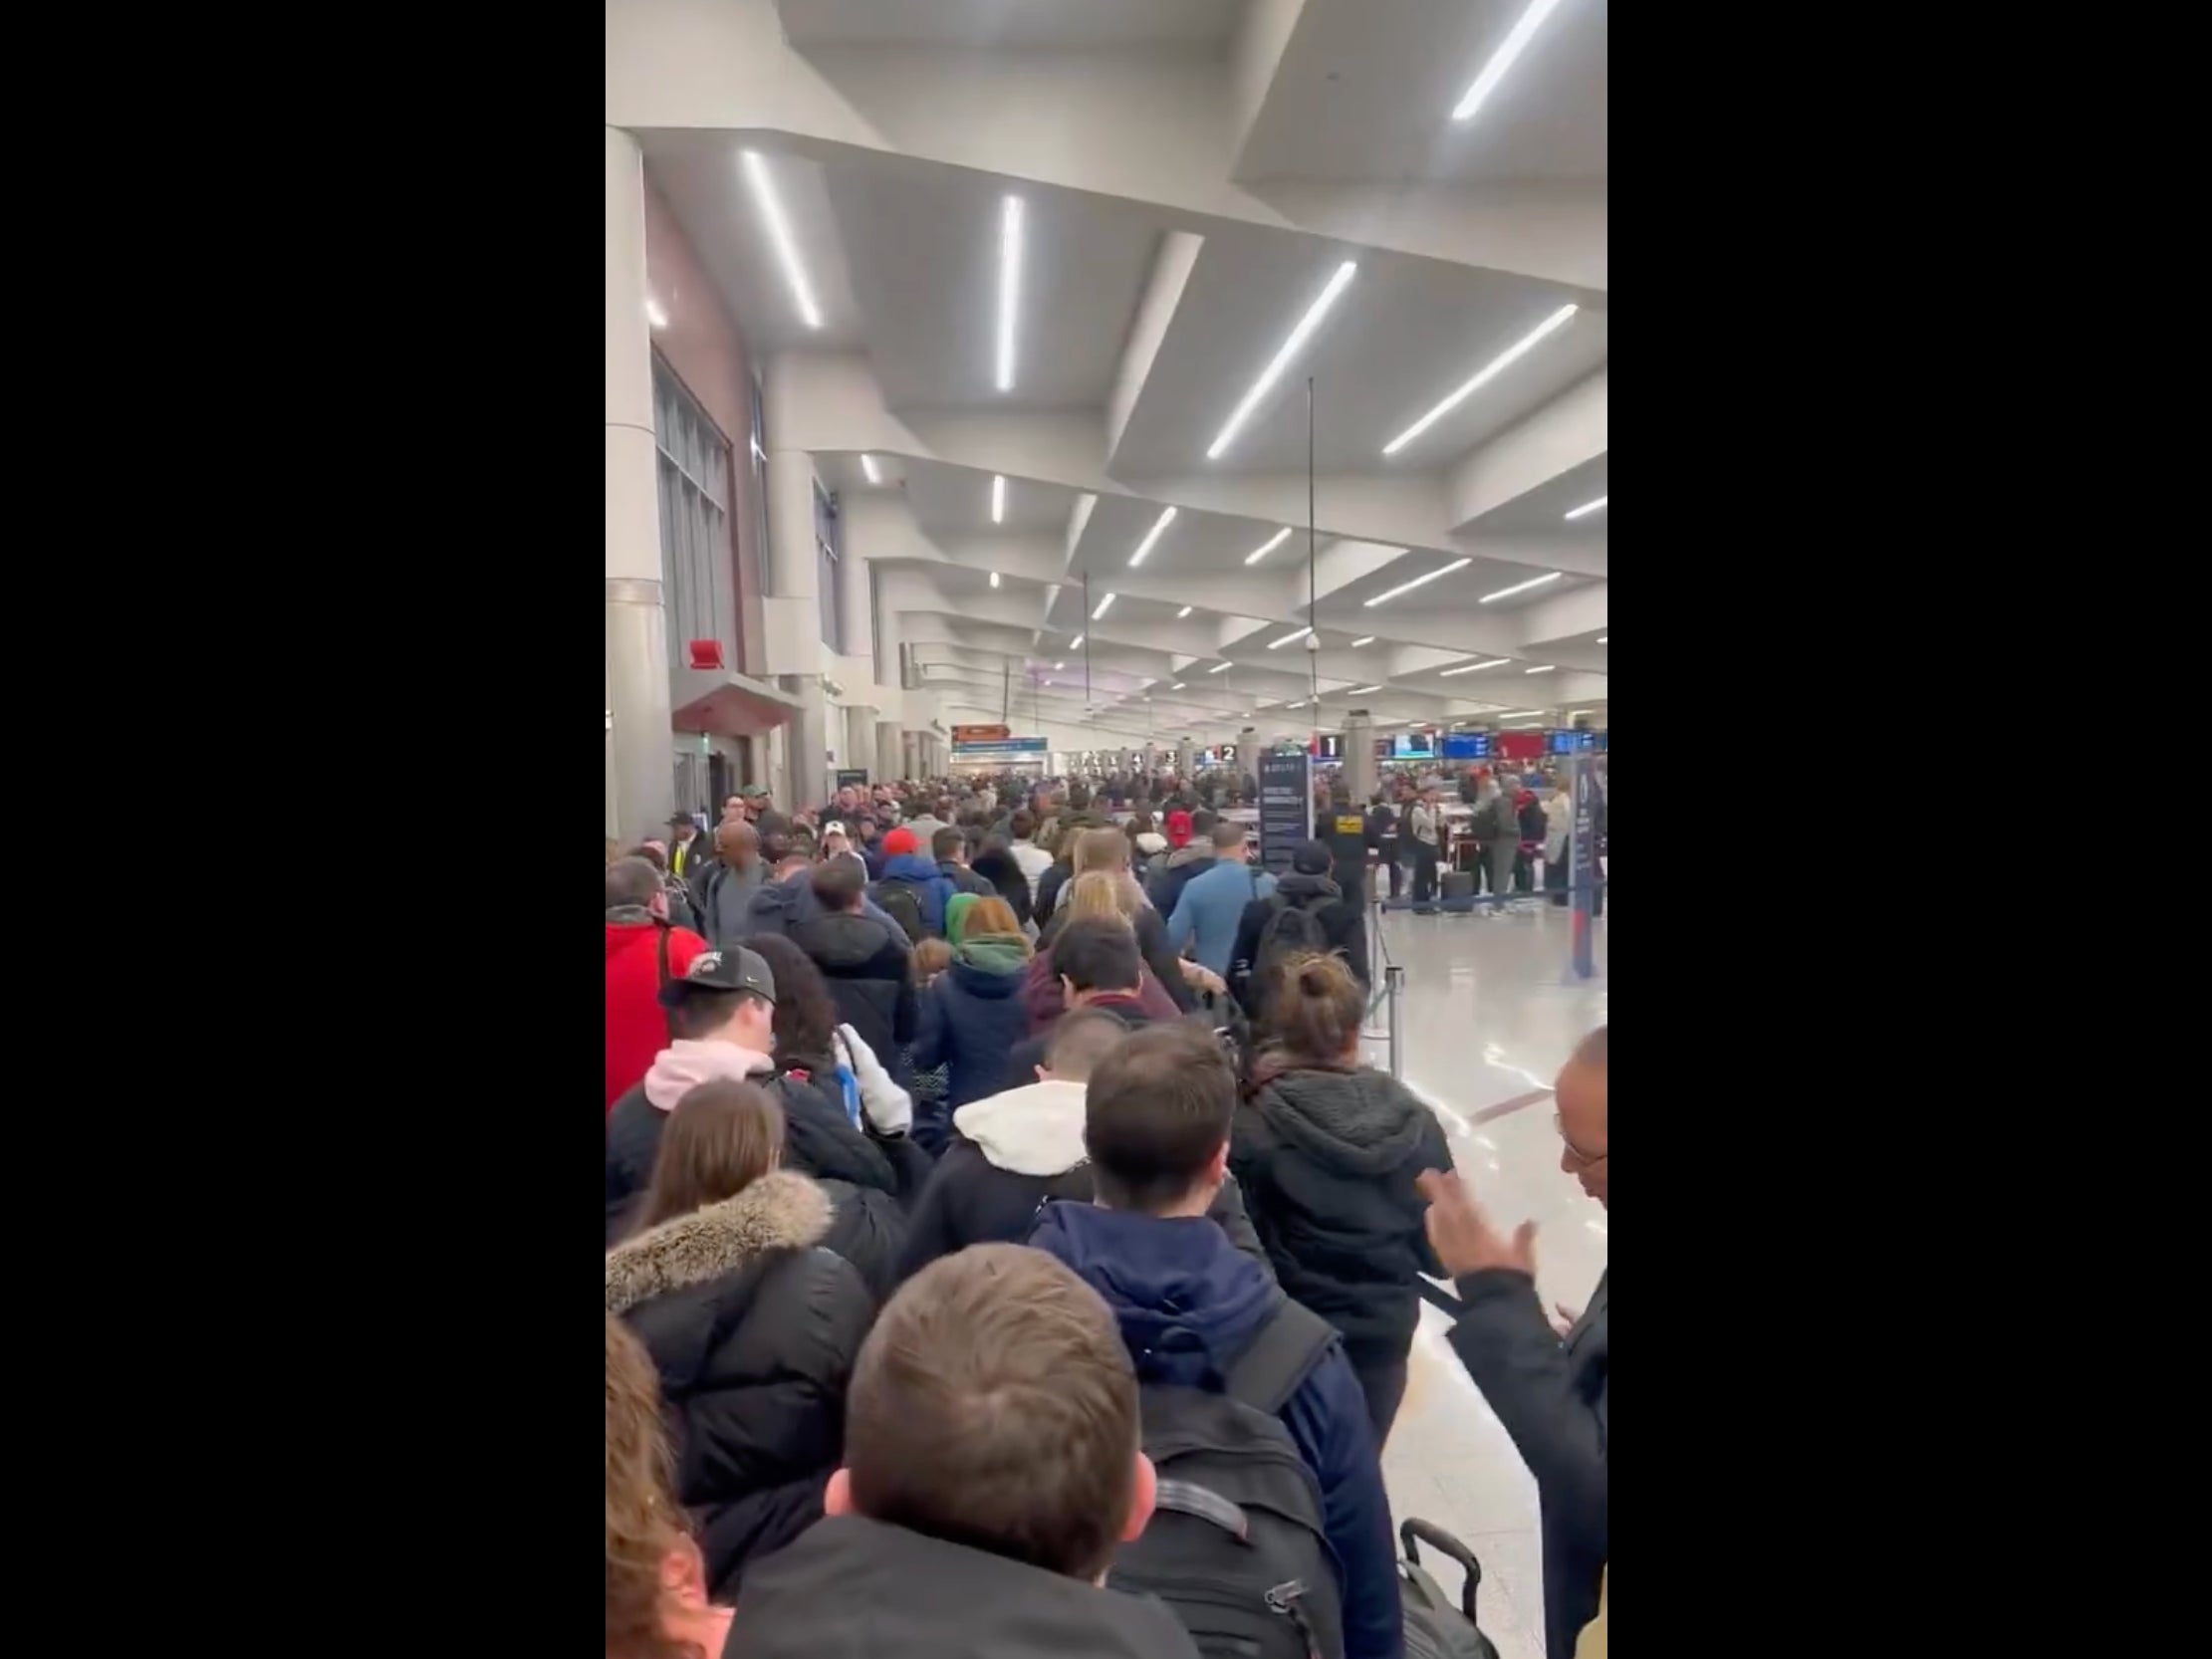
<box><xmin>1362</xmin><ymin>903</ymin><xmax>1608</xmax><ymax>1657</ymax></box>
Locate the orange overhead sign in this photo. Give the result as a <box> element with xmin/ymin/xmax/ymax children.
<box><xmin>952</xmin><ymin>723</ymin><xmax>1011</xmax><ymax>743</ymax></box>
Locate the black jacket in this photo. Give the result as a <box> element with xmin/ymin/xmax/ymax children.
<box><xmin>605</xmin><ymin>1172</ymin><xmax>873</xmax><ymax>1599</ymax></box>
<box><xmin>1446</xmin><ymin>1268</ymin><xmax>1607</xmax><ymax>1659</ymax></box>
<box><xmin>968</xmin><ymin>847</ymin><xmax>1035</xmax><ymax>930</ymax></box>
<box><xmin>1228</xmin><ymin>872</ymin><xmax>1371</xmax><ymax>1011</ymax></box>
<box><xmin>793</xmin><ymin>910</ymin><xmax>914</xmax><ymax>1080</ymax></box>
<box><xmin>724</xmin><ymin>1512</ymin><xmax>1201</xmax><ymax>1659</ymax></box>
<box><xmin>895</xmin><ymin>1076</ymin><xmax>1273</xmax><ymax>1285</ymax></box>
<box><xmin>938</xmin><ymin>858</ymin><xmax>996</xmax><ymax>899</ymax></box>
<box><xmin>1229</xmin><ymin>1063</ymin><xmax>1451</xmax><ymax>1362</ymax></box>
<box><xmin>606</xmin><ymin>1068</ymin><xmax>900</xmax><ymax>1249</ymax></box>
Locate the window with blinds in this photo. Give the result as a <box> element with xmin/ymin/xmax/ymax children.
<box><xmin>652</xmin><ymin>360</ymin><xmax>737</xmax><ymax>674</ymax></box>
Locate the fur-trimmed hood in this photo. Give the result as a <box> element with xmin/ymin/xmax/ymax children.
<box><xmin>605</xmin><ymin>1170</ymin><xmax>833</xmax><ymax>1313</ymax></box>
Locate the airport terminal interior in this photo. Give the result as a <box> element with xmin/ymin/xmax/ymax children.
<box><xmin>608</xmin><ymin>3</ymin><xmax>1605</xmax><ymax>1656</ymax></box>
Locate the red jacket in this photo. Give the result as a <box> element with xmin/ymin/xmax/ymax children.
<box><xmin>607</xmin><ymin>920</ymin><xmax>707</xmax><ymax>1110</ymax></box>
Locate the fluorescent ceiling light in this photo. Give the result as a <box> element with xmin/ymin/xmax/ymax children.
<box><xmin>1364</xmin><ymin>558</ymin><xmax>1470</xmax><ymax>607</ymax></box>
<box><xmin>991</xmin><ymin>474</ymin><xmax>1006</xmax><ymax>524</ymax></box>
<box><xmin>1176</xmin><ymin>605</ymin><xmax>1193</xmax><ymax>618</ymax></box>
<box><xmin>1493</xmin><ymin>711</ymin><xmax>1547</xmax><ymax>719</ymax></box>
<box><xmin>1452</xmin><ymin>0</ymin><xmax>1573</xmax><ymax>122</ymax></box>
<box><xmin>1092</xmin><ymin>592</ymin><xmax>1116</xmax><ymax>620</ymax></box>
<box><xmin>1564</xmin><ymin>494</ymin><xmax>1607</xmax><ymax>521</ymax></box>
<box><xmin>1596</xmin><ymin>635</ymin><xmax>1607</xmax><ymax>643</ymax></box>
<box><xmin>1480</xmin><ymin>571</ymin><xmax>1564</xmax><ymax>603</ymax></box>
<box><xmin>1205</xmin><ymin>261</ymin><xmax>1357</xmax><ymax>460</ymax></box>
<box><xmin>1346</xmin><ymin>684</ymin><xmax>1382</xmax><ymax>696</ymax></box>
<box><xmin>860</xmin><ymin>453</ymin><xmax>880</xmax><ymax>485</ymax></box>
<box><xmin>1269</xmin><ymin>626</ymin><xmax>1313</xmax><ymax>648</ymax></box>
<box><xmin>1254</xmin><ymin>698</ymin><xmax>1279</xmax><ymax>709</ymax></box>
<box><xmin>1245</xmin><ymin>527</ymin><xmax>1293</xmax><ymax>566</ymax></box>
<box><xmin>1054</xmin><ymin>661</ymin><xmax>1065</xmax><ymax>670</ymax></box>
<box><xmin>1524</xmin><ymin>664</ymin><xmax>1556</xmax><ymax>674</ymax></box>
<box><xmin>989</xmin><ymin>572</ymin><xmax>1000</xmax><ymax>589</ymax></box>
<box><xmin>1503</xmin><ymin>723</ymin><xmax>1546</xmax><ymax>730</ymax></box>
<box><xmin>1380</xmin><ymin>303</ymin><xmax>1579</xmax><ymax>456</ymax></box>
<box><xmin>1127</xmin><ymin>506</ymin><xmax>1177</xmax><ymax>568</ymax></box>
<box><xmin>1070</xmin><ymin>633</ymin><xmax>1085</xmax><ymax>649</ymax></box>
<box><xmin>643</xmin><ymin>298</ymin><xmax>669</xmax><ymax>330</ymax></box>
<box><xmin>1171</xmin><ymin>682</ymin><xmax>1186</xmax><ymax>690</ymax></box>
<box><xmin>1351</xmin><ymin>635</ymin><xmax>1374</xmax><ymax>647</ymax></box>
<box><xmin>1439</xmin><ymin>659</ymin><xmax>1509</xmax><ymax>676</ymax></box>
<box><xmin>996</xmin><ymin>195</ymin><xmax>1024</xmax><ymax>393</ymax></box>
<box><xmin>740</xmin><ymin>150</ymin><xmax>822</xmax><ymax>330</ymax></box>
<box><xmin>1207</xmin><ymin>661</ymin><xmax>1233</xmax><ymax>673</ymax></box>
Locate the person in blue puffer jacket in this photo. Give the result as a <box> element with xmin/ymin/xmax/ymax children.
<box><xmin>1029</xmin><ymin>1021</ymin><xmax>1401</xmax><ymax>1659</ymax></box>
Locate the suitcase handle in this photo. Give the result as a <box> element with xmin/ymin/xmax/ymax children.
<box><xmin>1399</xmin><ymin>1518</ymin><xmax>1482</xmax><ymax>1623</ymax></box>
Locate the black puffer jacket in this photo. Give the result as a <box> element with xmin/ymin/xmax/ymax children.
<box><xmin>1228</xmin><ymin>871</ymin><xmax>1371</xmax><ymax>1018</ymax></box>
<box><xmin>606</xmin><ymin>1171</ymin><xmax>873</xmax><ymax>1598</ymax></box>
<box><xmin>1229</xmin><ymin>1063</ymin><xmax>1452</xmax><ymax>1363</ymax></box>
<box><xmin>794</xmin><ymin>911</ymin><xmax>914</xmax><ymax>1082</ymax></box>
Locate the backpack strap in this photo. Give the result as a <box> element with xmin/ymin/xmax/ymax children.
<box><xmin>1222</xmin><ymin>1297</ymin><xmax>1339</xmax><ymax>1416</ymax></box>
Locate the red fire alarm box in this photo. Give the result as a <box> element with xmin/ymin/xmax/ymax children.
<box><xmin>687</xmin><ymin>639</ymin><xmax>726</xmax><ymax>671</ymax></box>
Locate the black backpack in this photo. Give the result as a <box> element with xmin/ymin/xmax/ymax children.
<box><xmin>1249</xmin><ymin>895</ymin><xmax>1332</xmax><ymax>1013</ymax></box>
<box><xmin>1107</xmin><ymin>1299</ymin><xmax>1346</xmax><ymax>1659</ymax></box>
<box><xmin>869</xmin><ymin>879</ymin><xmax>930</xmax><ymax>944</ymax></box>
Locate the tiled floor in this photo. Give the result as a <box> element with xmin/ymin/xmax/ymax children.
<box><xmin>1361</xmin><ymin>903</ymin><xmax>1608</xmax><ymax>1658</ymax></box>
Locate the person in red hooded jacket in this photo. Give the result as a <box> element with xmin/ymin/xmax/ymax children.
<box><xmin>608</xmin><ymin>855</ymin><xmax>707</xmax><ymax>1110</ymax></box>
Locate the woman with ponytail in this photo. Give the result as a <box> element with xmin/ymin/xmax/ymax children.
<box><xmin>1230</xmin><ymin>950</ymin><xmax>1453</xmax><ymax>1446</ymax></box>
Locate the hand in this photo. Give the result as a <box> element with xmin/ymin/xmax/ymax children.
<box><xmin>1551</xmin><ymin>1302</ymin><xmax>1583</xmax><ymax>1340</ymax></box>
<box><xmin>1415</xmin><ymin>1170</ymin><xmax>1537</xmax><ymax>1281</ymax></box>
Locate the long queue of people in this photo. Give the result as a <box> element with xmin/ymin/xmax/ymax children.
<box><xmin>607</xmin><ymin>778</ymin><xmax>1609</xmax><ymax>1659</ymax></box>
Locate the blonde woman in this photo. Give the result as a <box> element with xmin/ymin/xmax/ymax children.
<box><xmin>1043</xmin><ymin>830</ymin><xmax>1216</xmax><ymax>1008</ymax></box>
<box><xmin>1021</xmin><ymin>871</ymin><xmax>1185</xmax><ymax>1034</ymax></box>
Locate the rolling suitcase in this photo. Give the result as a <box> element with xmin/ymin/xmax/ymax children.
<box><xmin>1397</xmin><ymin>1520</ymin><xmax>1499</xmax><ymax>1659</ymax></box>
<box><xmin>1440</xmin><ymin>869</ymin><xmax>1475</xmax><ymax>900</ymax></box>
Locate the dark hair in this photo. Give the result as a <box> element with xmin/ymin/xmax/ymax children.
<box><xmin>636</xmin><ymin>1080</ymin><xmax>787</xmax><ymax>1233</ymax></box>
<box><xmin>1260</xmin><ymin>951</ymin><xmax>1364</xmax><ymax>1064</ymax></box>
<box><xmin>970</xmin><ymin>847</ymin><xmax>1035</xmax><ymax>929</ymax></box>
<box><xmin>931</xmin><ymin>825</ymin><xmax>968</xmax><ymax>861</ymax></box>
<box><xmin>1054</xmin><ymin>915</ymin><xmax>1141</xmax><ymax>996</ymax></box>
<box><xmin>810</xmin><ymin>855</ymin><xmax>867</xmax><ymax>911</ymax></box>
<box><xmin>1068</xmin><ymin>785</ymin><xmax>1092</xmax><ymax>811</ymax></box>
<box><xmin>1123</xmin><ymin>811</ymin><xmax>1155</xmax><ymax>842</ymax></box>
<box><xmin>1191</xmin><ymin>808</ymin><xmax>1218</xmax><ymax>837</ymax></box>
<box><xmin>1011</xmin><ymin>809</ymin><xmax>1038</xmax><ymax>840</ymax></box>
<box><xmin>607</xmin><ymin>856</ymin><xmax>661</xmax><ymax>911</ymax></box>
<box><xmin>669</xmin><ymin>987</ymin><xmax>754</xmax><ymax>1042</ymax></box>
<box><xmin>742</xmin><ymin>933</ymin><xmax>841</xmax><ymax>1076</ymax></box>
<box><xmin>845</xmin><ymin>1245</ymin><xmax>1138</xmax><ymax>1581</ymax></box>
<box><xmin>1044</xmin><ymin>1008</ymin><xmax>1130</xmax><ymax>1082</ymax></box>
<box><xmin>1084</xmin><ymin>1022</ymin><xmax>1235</xmax><ymax>1212</ymax></box>
<box><xmin>627</xmin><ymin>843</ymin><xmax>670</xmax><ymax>874</ymax></box>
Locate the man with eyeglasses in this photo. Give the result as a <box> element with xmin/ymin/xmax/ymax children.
<box><xmin>1416</xmin><ymin>1024</ymin><xmax>1607</xmax><ymax>1659</ymax></box>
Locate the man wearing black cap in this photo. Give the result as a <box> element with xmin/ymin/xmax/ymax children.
<box><xmin>1228</xmin><ymin>838</ymin><xmax>1370</xmax><ymax>1019</ymax></box>
<box><xmin>664</xmin><ymin>812</ymin><xmax>708</xmax><ymax>884</ymax></box>
<box><xmin>605</xmin><ymin>944</ymin><xmax>781</xmax><ymax>1243</ymax></box>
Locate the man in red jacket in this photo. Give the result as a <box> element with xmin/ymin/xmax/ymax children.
<box><xmin>607</xmin><ymin>855</ymin><xmax>706</xmax><ymax>1110</ymax></box>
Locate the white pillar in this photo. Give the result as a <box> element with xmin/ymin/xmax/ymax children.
<box><xmin>877</xmin><ymin>720</ymin><xmax>902</xmax><ymax>782</ymax></box>
<box><xmin>764</xmin><ymin>448</ymin><xmax>832</xmax><ymax>811</ymax></box>
<box><xmin>606</xmin><ymin>126</ymin><xmax>674</xmax><ymax>844</ymax></box>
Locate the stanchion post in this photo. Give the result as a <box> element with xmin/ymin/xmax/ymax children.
<box><xmin>1568</xmin><ymin>753</ymin><xmax>1596</xmax><ymax>981</ymax></box>
<box><xmin>1385</xmin><ymin>963</ymin><xmax>1405</xmax><ymax>1079</ymax></box>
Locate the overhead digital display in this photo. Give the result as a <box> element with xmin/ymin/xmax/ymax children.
<box><xmin>1442</xmin><ymin>732</ymin><xmax>1491</xmax><ymax>760</ymax></box>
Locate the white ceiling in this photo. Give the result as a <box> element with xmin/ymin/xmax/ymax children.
<box><xmin>627</xmin><ymin>0</ymin><xmax>1608</xmax><ymax>745</ymax></box>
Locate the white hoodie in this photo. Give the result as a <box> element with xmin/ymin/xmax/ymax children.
<box><xmin>951</xmin><ymin>1078</ymin><xmax>1090</xmax><ymax>1175</ymax></box>
<box><xmin>833</xmin><ymin>1024</ymin><xmax>913</xmax><ymax>1136</ymax></box>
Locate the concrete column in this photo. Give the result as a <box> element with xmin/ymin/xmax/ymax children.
<box><xmin>1344</xmin><ymin>711</ymin><xmax>1377</xmax><ymax>803</ymax></box>
<box><xmin>763</xmin><ymin>447</ymin><xmax>832</xmax><ymax>810</ymax></box>
<box><xmin>877</xmin><ymin>720</ymin><xmax>902</xmax><ymax>781</ymax></box>
<box><xmin>606</xmin><ymin>126</ymin><xmax>674</xmax><ymax>845</ymax></box>
<box><xmin>1177</xmin><ymin>739</ymin><xmax>1195</xmax><ymax>777</ymax></box>
<box><xmin>844</xmin><ymin>704</ymin><xmax>877</xmax><ymax>780</ymax></box>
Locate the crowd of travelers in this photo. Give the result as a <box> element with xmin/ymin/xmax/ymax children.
<box><xmin>608</xmin><ymin>771</ymin><xmax>1609</xmax><ymax>1659</ymax></box>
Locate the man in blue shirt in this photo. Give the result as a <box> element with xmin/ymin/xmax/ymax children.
<box><xmin>1164</xmin><ymin>822</ymin><xmax>1275</xmax><ymax>977</ymax></box>
<box><xmin>1030</xmin><ymin>1022</ymin><xmax>1401</xmax><ymax>1659</ymax></box>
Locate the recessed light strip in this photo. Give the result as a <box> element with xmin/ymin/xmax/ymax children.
<box><xmin>644</xmin><ymin>298</ymin><xmax>669</xmax><ymax>330</ymax></box>
<box><xmin>1381</xmin><ymin>303</ymin><xmax>1579</xmax><ymax>456</ymax></box>
<box><xmin>740</xmin><ymin>150</ymin><xmax>822</xmax><ymax>330</ymax></box>
<box><xmin>1479</xmin><ymin>571</ymin><xmax>1563</xmax><ymax>603</ymax></box>
<box><xmin>1070</xmin><ymin>634</ymin><xmax>1085</xmax><ymax>649</ymax></box>
<box><xmin>1452</xmin><ymin>0</ymin><xmax>1573</xmax><ymax>122</ymax></box>
<box><xmin>1439</xmin><ymin>659</ymin><xmax>1509</xmax><ymax>676</ymax></box>
<box><xmin>991</xmin><ymin>474</ymin><xmax>1006</xmax><ymax>524</ymax></box>
<box><xmin>1346</xmin><ymin>684</ymin><xmax>1382</xmax><ymax>695</ymax></box>
<box><xmin>996</xmin><ymin>195</ymin><xmax>1024</xmax><ymax>393</ymax></box>
<box><xmin>860</xmin><ymin>454</ymin><xmax>880</xmax><ymax>485</ymax></box>
<box><xmin>1268</xmin><ymin>626</ymin><xmax>1313</xmax><ymax>648</ymax></box>
<box><xmin>1564</xmin><ymin>494</ymin><xmax>1607</xmax><ymax>520</ymax></box>
<box><xmin>1351</xmin><ymin>635</ymin><xmax>1374</xmax><ymax>647</ymax></box>
<box><xmin>1244</xmin><ymin>527</ymin><xmax>1293</xmax><ymax>566</ymax></box>
<box><xmin>1207</xmin><ymin>661</ymin><xmax>1233</xmax><ymax>673</ymax></box>
<box><xmin>1127</xmin><ymin>506</ymin><xmax>1178</xmax><ymax>568</ymax></box>
<box><xmin>1092</xmin><ymin>592</ymin><xmax>1116</xmax><ymax>620</ymax></box>
<box><xmin>1176</xmin><ymin>606</ymin><xmax>1193</xmax><ymax>618</ymax></box>
<box><xmin>1364</xmin><ymin>558</ymin><xmax>1471</xmax><ymax>607</ymax></box>
<box><xmin>1523</xmin><ymin>665</ymin><xmax>1556</xmax><ymax>674</ymax></box>
<box><xmin>989</xmin><ymin>572</ymin><xmax>1000</xmax><ymax>589</ymax></box>
<box><xmin>1206</xmin><ymin>262</ymin><xmax>1358</xmax><ymax>460</ymax></box>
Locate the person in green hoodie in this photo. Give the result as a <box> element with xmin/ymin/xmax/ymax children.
<box><xmin>909</xmin><ymin>894</ymin><xmax>1035</xmax><ymax>1150</ymax></box>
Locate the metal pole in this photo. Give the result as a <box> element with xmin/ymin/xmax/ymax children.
<box><xmin>1384</xmin><ymin>963</ymin><xmax>1405</xmax><ymax>1079</ymax></box>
